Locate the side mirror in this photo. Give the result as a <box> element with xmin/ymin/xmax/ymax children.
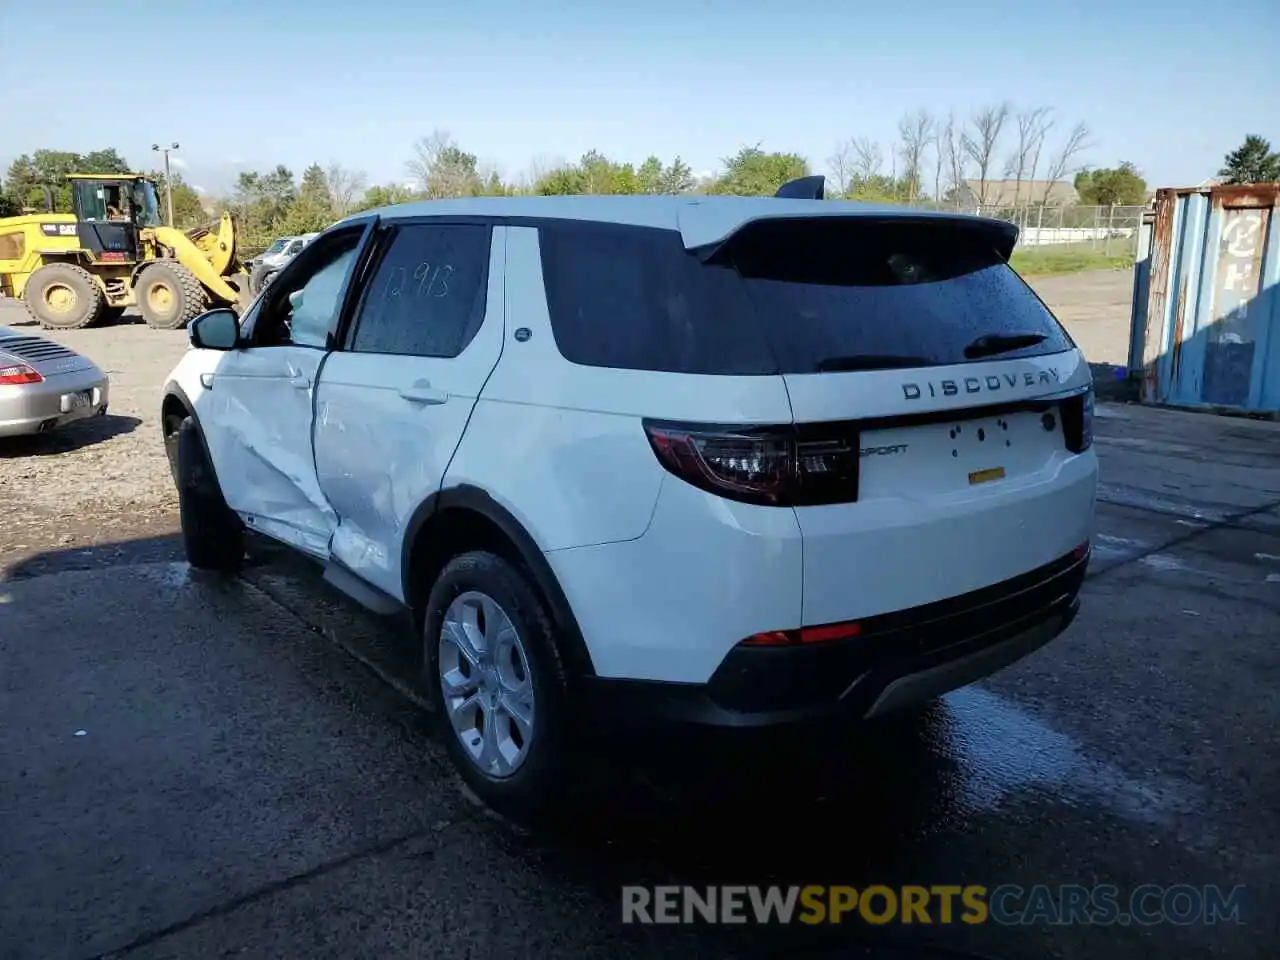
<box><xmin>189</xmin><ymin>308</ymin><xmax>240</xmax><ymax>350</ymax></box>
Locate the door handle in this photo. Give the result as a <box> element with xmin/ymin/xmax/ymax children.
<box><xmin>398</xmin><ymin>381</ymin><xmax>448</xmax><ymax>405</ymax></box>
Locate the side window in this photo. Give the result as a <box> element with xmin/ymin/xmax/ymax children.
<box><xmin>252</xmin><ymin>229</ymin><xmax>363</xmax><ymax>348</ymax></box>
<box><xmin>287</xmin><ymin>240</ymin><xmax>304</xmax><ymax>255</ymax></box>
<box><xmin>538</xmin><ymin>221</ymin><xmax>775</xmax><ymax>375</ymax></box>
<box><xmin>347</xmin><ymin>223</ymin><xmax>491</xmax><ymax>358</ymax></box>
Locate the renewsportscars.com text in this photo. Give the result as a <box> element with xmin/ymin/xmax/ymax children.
<box><xmin>621</xmin><ymin>884</ymin><xmax>1246</xmax><ymax>926</ymax></box>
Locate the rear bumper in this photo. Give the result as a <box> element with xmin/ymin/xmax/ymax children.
<box><xmin>582</xmin><ymin>548</ymin><xmax>1087</xmax><ymax>729</ymax></box>
<box><xmin>0</xmin><ymin>368</ymin><xmax>109</xmax><ymax>437</ymax></box>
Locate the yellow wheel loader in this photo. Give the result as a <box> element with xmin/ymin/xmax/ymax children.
<box><xmin>0</xmin><ymin>173</ymin><xmax>252</xmax><ymax>330</ymax></box>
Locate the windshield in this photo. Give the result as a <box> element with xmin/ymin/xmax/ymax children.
<box><xmin>131</xmin><ymin>181</ymin><xmax>162</xmax><ymax>227</ymax></box>
<box><xmin>263</xmin><ymin>239</ymin><xmax>287</xmax><ymax>256</ymax></box>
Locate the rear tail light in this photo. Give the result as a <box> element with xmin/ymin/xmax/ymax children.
<box><xmin>1061</xmin><ymin>388</ymin><xmax>1094</xmax><ymax>453</ymax></box>
<box><xmin>0</xmin><ymin>361</ymin><xmax>42</xmax><ymax>385</ymax></box>
<box><xmin>642</xmin><ymin>419</ymin><xmax>860</xmax><ymax>506</ymax></box>
<box><xmin>741</xmin><ymin>620</ymin><xmax>863</xmax><ymax>646</ymax></box>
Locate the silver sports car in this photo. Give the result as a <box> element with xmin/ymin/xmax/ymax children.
<box><xmin>0</xmin><ymin>325</ymin><xmax>110</xmax><ymax>437</ymax></box>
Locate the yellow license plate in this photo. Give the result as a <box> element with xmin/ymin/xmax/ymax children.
<box><xmin>968</xmin><ymin>466</ymin><xmax>1006</xmax><ymax>486</ymax></box>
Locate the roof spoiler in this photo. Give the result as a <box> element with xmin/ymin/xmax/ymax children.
<box><xmin>774</xmin><ymin>175</ymin><xmax>825</xmax><ymax>200</ymax></box>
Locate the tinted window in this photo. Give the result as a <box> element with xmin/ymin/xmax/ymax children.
<box><xmin>251</xmin><ymin>227</ymin><xmax>363</xmax><ymax>348</ymax></box>
<box><xmin>539</xmin><ymin>218</ymin><xmax>1072</xmax><ymax>375</ymax></box>
<box><xmin>291</xmin><ymin>247</ymin><xmax>357</xmax><ymax>347</ymax></box>
<box><xmin>538</xmin><ymin>222</ymin><xmax>775</xmax><ymax>375</ymax></box>
<box><xmin>348</xmin><ymin>223</ymin><xmax>491</xmax><ymax>358</ymax></box>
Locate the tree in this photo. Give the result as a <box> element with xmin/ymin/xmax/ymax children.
<box><xmin>827</xmin><ymin>141</ymin><xmax>854</xmax><ymax>197</ymax></box>
<box><xmin>940</xmin><ymin>111</ymin><xmax>967</xmax><ymax>204</ymax></box>
<box><xmin>961</xmin><ymin>102</ymin><xmax>1011</xmax><ymax>206</ymax></box>
<box><xmin>325</xmin><ymin>162</ymin><xmax>368</xmax><ymax>217</ymax></box>
<box><xmin>529</xmin><ymin>151</ymin><xmax>689</xmax><ymax>196</ymax></box>
<box><xmin>1006</xmin><ymin>106</ymin><xmax>1052</xmax><ymax>207</ymax></box>
<box><xmin>850</xmin><ymin>137</ymin><xmax>884</xmax><ymax>183</ymax></box>
<box><xmin>355</xmin><ymin>183</ymin><xmax>419</xmax><ymax>212</ymax></box>
<box><xmin>0</xmin><ymin>183</ymin><xmax>18</xmax><ymax>217</ymax></box>
<box><xmin>79</xmin><ymin>149</ymin><xmax>131</xmax><ymax>174</ymax></box>
<box><xmin>634</xmin><ymin>156</ymin><xmax>697</xmax><ymax>195</ymax></box>
<box><xmin>580</xmin><ymin>150</ymin><xmax>637</xmax><ymax>194</ymax></box>
<box><xmin>230</xmin><ymin>165</ymin><xmax>296</xmax><ymax>246</ymax></box>
<box><xmin>407</xmin><ymin>129</ymin><xmax>483</xmax><ymax>199</ymax></box>
<box><xmin>1219</xmin><ymin>135</ymin><xmax>1280</xmax><ymax>184</ymax></box>
<box><xmin>1042</xmin><ymin>122</ymin><xmax>1091</xmax><ymax>194</ymax></box>
<box><xmin>711</xmin><ymin>145</ymin><xmax>809</xmax><ymax>196</ymax></box>
<box><xmin>5</xmin><ymin>148</ymin><xmax>128</xmax><ymax>212</ymax></box>
<box><xmin>1075</xmin><ymin>162</ymin><xmax>1148</xmax><ymax>206</ymax></box>
<box><xmin>280</xmin><ymin>163</ymin><xmax>335</xmax><ymax>233</ymax></box>
<box><xmin>897</xmin><ymin>109</ymin><xmax>934</xmax><ymax>203</ymax></box>
<box><xmin>148</xmin><ymin>170</ymin><xmax>206</xmax><ymax>228</ymax></box>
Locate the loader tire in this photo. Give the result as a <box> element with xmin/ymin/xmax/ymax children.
<box><xmin>137</xmin><ymin>261</ymin><xmax>209</xmax><ymax>330</ymax></box>
<box><xmin>24</xmin><ymin>263</ymin><xmax>105</xmax><ymax>330</ymax></box>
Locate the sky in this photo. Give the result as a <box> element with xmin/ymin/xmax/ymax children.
<box><xmin>2</xmin><ymin>0</ymin><xmax>1278</xmax><ymax>198</ymax></box>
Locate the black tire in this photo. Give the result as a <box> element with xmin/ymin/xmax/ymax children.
<box><xmin>249</xmin><ymin>262</ymin><xmax>277</xmax><ymax>296</ymax></box>
<box><xmin>422</xmin><ymin>551</ymin><xmax>571</xmax><ymax>817</ymax></box>
<box><xmin>137</xmin><ymin>261</ymin><xmax>209</xmax><ymax>330</ymax></box>
<box><xmin>23</xmin><ymin>262</ymin><xmax>105</xmax><ymax>330</ymax></box>
<box><xmin>174</xmin><ymin>416</ymin><xmax>244</xmax><ymax>571</ymax></box>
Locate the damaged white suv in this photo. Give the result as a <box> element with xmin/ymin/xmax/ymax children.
<box><xmin>161</xmin><ymin>181</ymin><xmax>1097</xmax><ymax>813</ymax></box>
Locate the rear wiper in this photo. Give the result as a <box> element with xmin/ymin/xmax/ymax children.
<box><xmin>814</xmin><ymin>354</ymin><xmax>932</xmax><ymax>372</ymax></box>
<box><xmin>963</xmin><ymin>331</ymin><xmax>1048</xmax><ymax>360</ymax></box>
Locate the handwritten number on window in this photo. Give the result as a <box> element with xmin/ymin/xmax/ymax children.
<box><xmin>414</xmin><ymin>261</ymin><xmax>453</xmax><ymax>297</ymax></box>
<box><xmin>386</xmin><ymin>261</ymin><xmax>453</xmax><ymax>306</ymax></box>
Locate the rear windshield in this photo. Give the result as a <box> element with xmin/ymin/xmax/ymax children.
<box><xmin>538</xmin><ymin>218</ymin><xmax>1074</xmax><ymax>375</ymax></box>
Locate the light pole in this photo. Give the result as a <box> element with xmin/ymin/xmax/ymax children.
<box><xmin>151</xmin><ymin>142</ymin><xmax>179</xmax><ymax>227</ymax></box>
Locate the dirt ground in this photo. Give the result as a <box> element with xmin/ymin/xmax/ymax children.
<box><xmin>0</xmin><ymin>267</ymin><xmax>1136</xmax><ymax>564</ymax></box>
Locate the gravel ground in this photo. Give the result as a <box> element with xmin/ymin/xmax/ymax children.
<box><xmin>0</xmin><ymin>268</ymin><xmax>1136</xmax><ymax>566</ymax></box>
<box><xmin>0</xmin><ymin>309</ymin><xmax>188</xmax><ymax>565</ymax></box>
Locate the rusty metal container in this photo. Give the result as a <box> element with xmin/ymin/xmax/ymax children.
<box><xmin>1136</xmin><ymin>184</ymin><xmax>1280</xmax><ymax>412</ymax></box>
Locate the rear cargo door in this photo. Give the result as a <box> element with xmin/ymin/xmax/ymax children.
<box><xmin>725</xmin><ymin>216</ymin><xmax>1090</xmax><ymax>485</ymax></box>
<box><xmin>722</xmin><ymin>215</ymin><xmax>1095</xmax><ymax>622</ymax></box>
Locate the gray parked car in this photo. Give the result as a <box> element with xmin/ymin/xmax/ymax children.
<box><xmin>0</xmin><ymin>325</ymin><xmax>109</xmax><ymax>437</ymax></box>
<box><xmin>248</xmin><ymin>233</ymin><xmax>319</xmax><ymax>295</ymax></box>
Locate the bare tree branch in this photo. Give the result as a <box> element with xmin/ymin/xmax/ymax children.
<box><xmin>850</xmin><ymin>137</ymin><xmax>883</xmax><ymax>182</ymax></box>
<box><xmin>827</xmin><ymin>140</ymin><xmax>853</xmax><ymax>197</ymax></box>
<box><xmin>897</xmin><ymin>109</ymin><xmax>935</xmax><ymax>204</ymax></box>
<box><xmin>1042</xmin><ymin>121</ymin><xmax>1092</xmax><ymax>193</ymax></box>
<box><xmin>325</xmin><ymin>162</ymin><xmax>368</xmax><ymax>217</ymax></box>
<box><xmin>931</xmin><ymin>125</ymin><xmax>945</xmax><ymax>204</ymax></box>
<box><xmin>406</xmin><ymin>128</ymin><xmax>480</xmax><ymax>199</ymax></box>
<box><xmin>1006</xmin><ymin>107</ymin><xmax>1051</xmax><ymax>207</ymax></box>
<box><xmin>517</xmin><ymin>154</ymin><xmax>568</xmax><ymax>192</ymax></box>
<box><xmin>941</xmin><ymin>111</ymin><xmax>968</xmax><ymax>206</ymax></box>
<box><xmin>406</xmin><ymin>129</ymin><xmax>452</xmax><ymax>191</ymax></box>
<box><xmin>961</xmin><ymin>102</ymin><xmax>1011</xmax><ymax>207</ymax></box>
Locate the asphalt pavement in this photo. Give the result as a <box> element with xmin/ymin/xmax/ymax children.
<box><xmin>1</xmin><ymin>401</ymin><xmax>1277</xmax><ymax>960</ymax></box>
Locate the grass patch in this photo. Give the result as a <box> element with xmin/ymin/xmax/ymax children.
<box><xmin>1010</xmin><ymin>241</ymin><xmax>1135</xmax><ymax>277</ymax></box>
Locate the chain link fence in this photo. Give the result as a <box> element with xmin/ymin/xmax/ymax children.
<box><xmin>906</xmin><ymin>200</ymin><xmax>1148</xmax><ymax>256</ymax></box>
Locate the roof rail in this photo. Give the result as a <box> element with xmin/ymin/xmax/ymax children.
<box><xmin>774</xmin><ymin>175</ymin><xmax>825</xmax><ymax>200</ymax></box>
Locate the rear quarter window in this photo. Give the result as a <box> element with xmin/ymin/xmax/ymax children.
<box><xmin>538</xmin><ymin>221</ymin><xmax>776</xmax><ymax>375</ymax></box>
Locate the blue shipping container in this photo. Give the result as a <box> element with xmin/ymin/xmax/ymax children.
<box><xmin>1136</xmin><ymin>184</ymin><xmax>1280</xmax><ymax>413</ymax></box>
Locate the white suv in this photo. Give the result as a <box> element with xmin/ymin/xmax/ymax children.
<box><xmin>160</xmin><ymin>182</ymin><xmax>1097</xmax><ymax>813</ymax></box>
